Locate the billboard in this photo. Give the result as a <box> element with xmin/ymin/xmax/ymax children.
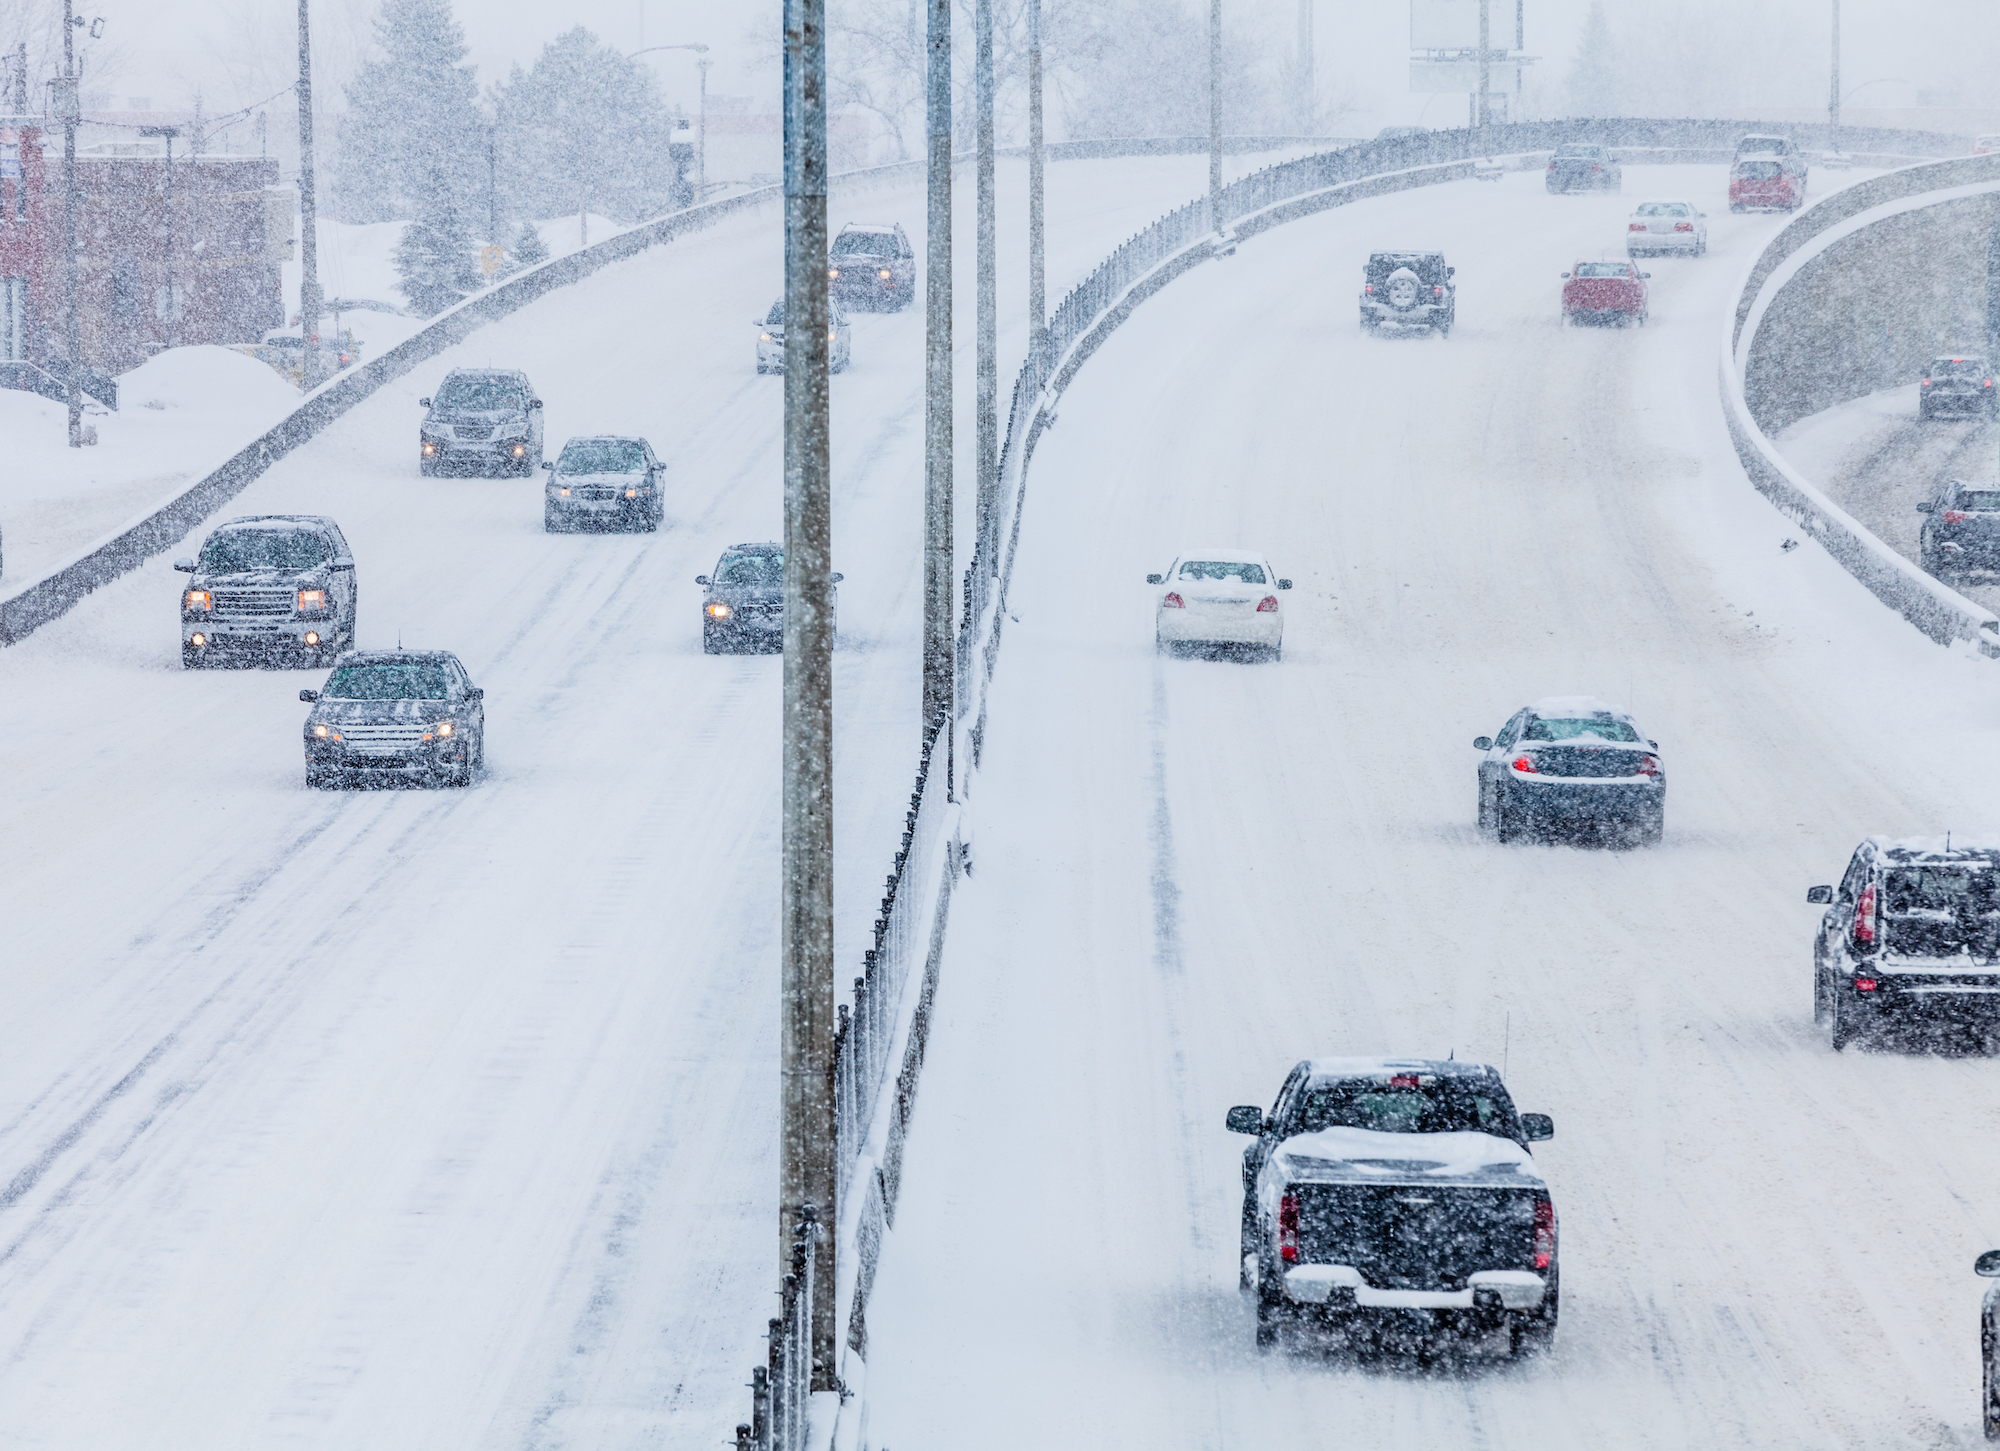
<box><xmin>1411</xmin><ymin>0</ymin><xmax>1483</xmax><ymax>50</ymax></box>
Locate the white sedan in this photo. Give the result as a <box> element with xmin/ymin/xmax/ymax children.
<box><xmin>1147</xmin><ymin>547</ymin><xmax>1291</xmax><ymax>658</ymax></box>
<box><xmin>1625</xmin><ymin>198</ymin><xmax>1707</xmax><ymax>257</ymax></box>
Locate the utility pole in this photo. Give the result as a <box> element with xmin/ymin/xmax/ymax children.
<box><xmin>1028</xmin><ymin>0</ymin><xmax>1044</xmax><ymax>352</ymax></box>
<box><xmin>1477</xmin><ymin>0</ymin><xmax>1490</xmax><ymax>135</ymax></box>
<box><xmin>486</xmin><ymin>125</ymin><xmax>497</xmax><ymax>245</ymax></box>
<box><xmin>922</xmin><ymin>0</ymin><xmax>952</xmax><ymax>739</ymax></box>
<box><xmin>1207</xmin><ymin>0</ymin><xmax>1222</xmax><ymax>229</ymax></box>
<box><xmin>1828</xmin><ymin>0</ymin><xmax>1840</xmax><ymax>128</ymax></box>
<box><xmin>975</xmin><ymin>0</ymin><xmax>996</xmax><ymax>576</ymax></box>
<box><xmin>780</xmin><ymin>0</ymin><xmax>836</xmax><ymax>1389</ymax></box>
<box><xmin>697</xmin><ymin>55</ymin><xmax>709</xmax><ymax>201</ymax></box>
<box><xmin>58</xmin><ymin>0</ymin><xmax>79</xmax><ymax>446</ymax></box>
<box><xmin>296</xmin><ymin>0</ymin><xmax>325</xmax><ymax>391</ymax></box>
<box><xmin>14</xmin><ymin>42</ymin><xmax>25</xmax><ymax>115</ymax></box>
<box><xmin>1298</xmin><ymin>0</ymin><xmax>1314</xmax><ymax>134</ymax></box>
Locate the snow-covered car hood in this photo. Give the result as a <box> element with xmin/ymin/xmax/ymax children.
<box><xmin>309</xmin><ymin>698</ymin><xmax>456</xmax><ymax>725</ymax></box>
<box><xmin>555</xmin><ymin>470</ymin><xmax>646</xmax><ymax>489</ymax></box>
<box><xmin>430</xmin><ymin>409</ymin><xmax>525</xmax><ymax>428</ymax></box>
<box><xmin>1272</xmin><ymin>1126</ymin><xmax>1545</xmax><ymax>1189</ymax></box>
<box><xmin>194</xmin><ymin>567</ymin><xmax>323</xmax><ymax>588</ymax></box>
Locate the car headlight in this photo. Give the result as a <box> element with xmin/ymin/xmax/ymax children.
<box><xmin>422</xmin><ymin>441</ymin><xmax>437</xmax><ymax>455</ymax></box>
<box><xmin>298</xmin><ymin>588</ymin><xmax>327</xmax><ymax>612</ymax></box>
<box><xmin>879</xmin><ymin>268</ymin><xmax>892</xmax><ymax>280</ymax></box>
<box><xmin>512</xmin><ymin>444</ymin><xmax>526</xmax><ymax>456</ymax></box>
<box><xmin>313</xmin><ymin>723</ymin><xmax>329</xmax><ymax>738</ymax></box>
<box><xmin>828</xmin><ymin>267</ymin><xmax>839</xmax><ymax>279</ymax></box>
<box><xmin>184</xmin><ymin>588</ymin><xmax>212</xmax><ymax>611</ymax></box>
<box><xmin>760</xmin><ymin>332</ymin><xmax>773</xmax><ymax>342</ymax></box>
<box><xmin>707</xmin><ymin>603</ymin><xmax>731</xmax><ymax>619</ymax></box>
<box><xmin>421</xmin><ymin>720</ymin><xmax>455</xmax><ymax>742</ymax></box>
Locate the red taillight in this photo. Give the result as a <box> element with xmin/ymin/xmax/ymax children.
<box><xmin>1986</xmin><ymin>380</ymin><xmax>1994</xmax><ymax>388</ymax></box>
<box><xmin>1855</xmin><ymin>977</ymin><xmax>1880</xmax><ymax>992</ymax></box>
<box><xmin>1388</xmin><ymin>1074</ymin><xmax>1420</xmax><ymax>1088</ymax></box>
<box><xmin>1921</xmin><ymin>378</ymin><xmax>1931</xmax><ymax>386</ymax></box>
<box><xmin>1255</xmin><ymin>595</ymin><xmax>1278</xmax><ymax>612</ymax></box>
<box><xmin>1945</xmin><ymin>510</ymin><xmax>1971</xmax><ymax>523</ymax></box>
<box><xmin>1674</xmin><ymin>222</ymin><xmax>1694</xmax><ymax>231</ymax></box>
<box><xmin>1533</xmin><ymin>1196</ymin><xmax>1555</xmax><ymax>1270</ymax></box>
<box><xmin>1433</xmin><ymin>286</ymin><xmax>1442</xmax><ymax>296</ymax></box>
<box><xmin>1853</xmin><ymin>882</ymin><xmax>1877</xmax><ymax>947</ymax></box>
<box><xmin>1511</xmin><ymin>754</ymin><xmax>1538</xmax><ymax>774</ymax></box>
<box><xmin>1547</xmin><ymin>161</ymin><xmax>1556</xmax><ymax>171</ymax></box>
<box><xmin>1279</xmin><ymin>1193</ymin><xmax>1300</xmax><ymax>1264</ymax></box>
<box><xmin>1363</xmin><ymin>283</ymin><xmax>1373</xmax><ymax>293</ymax></box>
<box><xmin>1162</xmin><ymin>591</ymin><xmax>1185</xmax><ymax>608</ymax></box>
<box><xmin>1637</xmin><ymin>754</ymin><xmax>1660</xmax><ymax>778</ymax></box>
<box><xmin>1591</xmin><ymin>163</ymin><xmax>1602</xmax><ymax>172</ymax></box>
<box><xmin>1628</xmin><ymin>222</ymin><xmax>1646</xmax><ymax>231</ymax></box>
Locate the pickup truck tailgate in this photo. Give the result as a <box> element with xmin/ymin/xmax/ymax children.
<box><xmin>1296</xmin><ymin>1183</ymin><xmax>1539</xmax><ymax>1289</ymax></box>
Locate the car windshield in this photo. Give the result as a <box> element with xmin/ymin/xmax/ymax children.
<box><xmin>1177</xmin><ymin>560</ymin><xmax>1267</xmax><ymax>583</ymax></box>
<box><xmin>199</xmin><ymin>528</ymin><xmax>327</xmax><ymax>573</ymax></box>
<box><xmin>559</xmin><ymin>440</ymin><xmax>646</xmax><ymax>474</ymax></box>
<box><xmin>1736</xmin><ymin>161</ymin><xmax>1782</xmax><ymax>180</ymax></box>
<box><xmin>716</xmin><ymin>551</ymin><xmax>784</xmax><ymax>585</ymax></box>
<box><xmin>1523</xmin><ymin>715</ymin><xmax>1641</xmax><ymax>742</ymax></box>
<box><xmin>1573</xmin><ymin>263</ymin><xmax>1631</xmax><ymax>278</ymax></box>
<box><xmin>324</xmin><ymin>663</ymin><xmax>453</xmax><ymax>700</ymax></box>
<box><xmin>434</xmin><ymin>375</ymin><xmax>525</xmax><ymax>411</ymax></box>
<box><xmin>1297</xmin><ymin>1077</ymin><xmax>1521</xmax><ymax>1140</ymax></box>
<box><xmin>1883</xmin><ymin>866</ymin><xmax>2000</xmax><ymax>958</ymax></box>
<box><xmin>1737</xmin><ymin>137</ymin><xmax>1786</xmax><ymax>154</ymax></box>
<box><xmin>1554</xmin><ymin>145</ymin><xmax>1600</xmax><ymax>158</ymax></box>
<box><xmin>1957</xmin><ymin>491</ymin><xmax>2000</xmax><ymax>511</ymax></box>
<box><xmin>1933</xmin><ymin>359</ymin><xmax>1985</xmax><ymax>377</ymax></box>
<box><xmin>1635</xmin><ymin>202</ymin><xmax>1689</xmax><ymax>216</ymax></box>
<box><xmin>834</xmin><ymin>230</ymin><xmax>898</xmax><ymax>257</ymax></box>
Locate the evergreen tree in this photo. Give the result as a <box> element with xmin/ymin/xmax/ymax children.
<box><xmin>393</xmin><ymin>180</ymin><xmax>482</xmax><ymax>315</ymax></box>
<box><xmin>1565</xmin><ymin>1</ymin><xmax>1620</xmax><ymax>119</ymax></box>
<box><xmin>493</xmin><ymin>28</ymin><xmax>682</xmax><ymax>227</ymax></box>
<box><xmin>513</xmin><ymin>219</ymin><xmax>550</xmax><ymax>267</ymax></box>
<box><xmin>334</xmin><ymin>0</ymin><xmax>485</xmax><ymax>222</ymax></box>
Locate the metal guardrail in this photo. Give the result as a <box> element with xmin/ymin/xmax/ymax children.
<box><xmin>738</xmin><ymin>1206</ymin><xmax>817</xmax><ymax>1451</ymax></box>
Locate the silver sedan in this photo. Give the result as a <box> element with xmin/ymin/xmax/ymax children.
<box><xmin>1626</xmin><ymin>199</ymin><xmax>1707</xmax><ymax>257</ymax></box>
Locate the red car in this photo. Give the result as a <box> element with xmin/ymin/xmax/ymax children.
<box><xmin>1729</xmin><ymin>159</ymin><xmax>1805</xmax><ymax>212</ymax></box>
<box><xmin>1561</xmin><ymin>260</ymin><xmax>1649</xmax><ymax>327</ymax></box>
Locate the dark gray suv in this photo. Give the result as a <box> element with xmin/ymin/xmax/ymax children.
<box><xmin>1919</xmin><ymin>477</ymin><xmax>2000</xmax><ymax>577</ymax></box>
<box><xmin>300</xmin><ymin>650</ymin><xmax>485</xmax><ymax>788</ymax></box>
<box><xmin>828</xmin><ymin>222</ymin><xmax>915</xmax><ymax>311</ymax></box>
<box><xmin>1359</xmin><ymin>251</ymin><xmax>1455</xmax><ymax>336</ymax></box>
<box><xmin>174</xmin><ymin>514</ymin><xmax>357</xmax><ymax>669</ymax></box>
<box><xmin>697</xmin><ymin>543</ymin><xmax>840</xmax><ymax>654</ymax></box>
<box><xmin>1919</xmin><ymin>356</ymin><xmax>1996</xmax><ymax>420</ymax></box>
<box><xmin>419</xmin><ymin>368</ymin><xmax>545</xmax><ymax>476</ymax></box>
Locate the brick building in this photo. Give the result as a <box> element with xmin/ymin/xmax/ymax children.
<box><xmin>0</xmin><ymin>123</ymin><xmax>290</xmax><ymax>379</ymax></box>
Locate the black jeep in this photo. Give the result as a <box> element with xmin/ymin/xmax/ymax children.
<box><xmin>1360</xmin><ymin>251</ymin><xmax>1455</xmax><ymax>336</ymax></box>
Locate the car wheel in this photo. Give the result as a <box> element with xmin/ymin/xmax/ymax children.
<box><xmin>1984</xmin><ymin>1309</ymin><xmax>2000</xmax><ymax>1441</ymax></box>
<box><xmin>1495</xmin><ymin>796</ymin><xmax>1522</xmax><ymax>844</ymax></box>
<box><xmin>1813</xmin><ymin>957</ymin><xmax>1833</xmax><ymax>1026</ymax></box>
<box><xmin>1638</xmin><ymin>806</ymin><xmax>1663</xmax><ymax>847</ymax></box>
<box><xmin>1511</xmin><ymin>1270</ymin><xmax>1559</xmax><ymax>1357</ymax></box>
<box><xmin>1830</xmin><ymin>984</ymin><xmax>1863</xmax><ymax>1051</ymax></box>
<box><xmin>703</xmin><ymin>625</ymin><xmax>724</xmax><ymax>655</ymax></box>
<box><xmin>182</xmin><ymin>646</ymin><xmax>201</xmax><ymax>670</ymax></box>
<box><xmin>1254</xmin><ymin>1277</ymin><xmax>1295</xmax><ymax>1352</ymax></box>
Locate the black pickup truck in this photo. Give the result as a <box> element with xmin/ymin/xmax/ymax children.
<box><xmin>1228</xmin><ymin>1056</ymin><xmax>1558</xmax><ymax>1356</ymax></box>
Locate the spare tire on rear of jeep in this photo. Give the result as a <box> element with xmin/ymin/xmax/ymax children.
<box><xmin>1383</xmin><ymin>266</ymin><xmax>1423</xmax><ymax>312</ymax></box>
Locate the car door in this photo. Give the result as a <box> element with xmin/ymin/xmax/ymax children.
<box><xmin>323</xmin><ymin>522</ymin><xmax>357</xmax><ymax>623</ymax></box>
<box><xmin>1480</xmin><ymin>710</ymin><xmax>1527</xmax><ymax>808</ymax></box>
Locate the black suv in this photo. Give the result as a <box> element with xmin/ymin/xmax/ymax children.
<box><xmin>1919</xmin><ymin>356</ymin><xmax>1996</xmax><ymax>420</ymax></box>
<box><xmin>419</xmin><ymin>368</ymin><xmax>545</xmax><ymax>476</ymax></box>
<box><xmin>1545</xmin><ymin>143</ymin><xmax>1621</xmax><ymax>193</ymax></box>
<box><xmin>1918</xmin><ymin>477</ymin><xmax>2000</xmax><ymax>577</ymax></box>
<box><xmin>174</xmin><ymin>514</ymin><xmax>357</xmax><ymax>669</ymax></box>
<box><xmin>696</xmin><ymin>543</ymin><xmax>840</xmax><ymax>654</ymax></box>
<box><xmin>828</xmin><ymin>222</ymin><xmax>916</xmax><ymax>311</ymax></box>
<box><xmin>300</xmin><ymin>650</ymin><xmax>485</xmax><ymax>789</ymax></box>
<box><xmin>1359</xmin><ymin>251</ymin><xmax>1455</xmax><ymax>336</ymax></box>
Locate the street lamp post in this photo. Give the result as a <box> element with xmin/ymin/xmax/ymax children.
<box><xmin>1828</xmin><ymin>0</ymin><xmax>1841</xmax><ymax>129</ymax></box>
<box><xmin>293</xmin><ymin>0</ymin><xmax>324</xmax><ymax>391</ymax></box>
<box><xmin>1208</xmin><ymin>0</ymin><xmax>1222</xmax><ymax>228</ymax></box>
<box><xmin>630</xmin><ymin>43</ymin><xmax>709</xmax><ymax>206</ymax></box>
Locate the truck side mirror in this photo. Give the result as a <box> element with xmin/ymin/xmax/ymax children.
<box><xmin>173</xmin><ymin>557</ymin><xmax>195</xmax><ymax>572</ymax></box>
<box><xmin>1225</xmin><ymin>1106</ymin><xmax>1266</xmax><ymax>1135</ymax></box>
<box><xmin>695</xmin><ymin>575</ymin><xmax>710</xmax><ymax>586</ymax></box>
<box><xmin>1473</xmin><ymin>736</ymin><xmax>1493</xmax><ymax>750</ymax></box>
<box><xmin>418</xmin><ymin>397</ymin><xmax>431</xmax><ymax>408</ymax></box>
<box><xmin>1916</xmin><ymin>500</ymin><xmax>1933</xmax><ymax>513</ymax></box>
<box><xmin>299</xmin><ymin>689</ymin><xmax>319</xmax><ymax>702</ymax></box>
<box><xmin>1146</xmin><ymin>573</ymin><xmax>1163</xmax><ymax>585</ymax></box>
<box><xmin>1977</xmin><ymin>1250</ymin><xmax>2000</xmax><ymax>1277</ymax></box>
<box><xmin>1277</xmin><ymin>579</ymin><xmax>1293</xmax><ymax>589</ymax></box>
<box><xmin>466</xmin><ymin>687</ymin><xmax>484</xmax><ymax>701</ymax></box>
<box><xmin>1807</xmin><ymin>885</ymin><xmax>1833</xmax><ymax>904</ymax></box>
<box><xmin>1520</xmin><ymin>1113</ymin><xmax>1554</xmax><ymax>1142</ymax></box>
<box><xmin>530</xmin><ymin>398</ymin><xmax>543</xmax><ymax>409</ymax></box>
<box><xmin>542</xmin><ymin>460</ymin><xmax>556</xmax><ymax>471</ymax></box>
<box><xmin>831</xmin><ymin>572</ymin><xmax>844</xmax><ymax>584</ymax></box>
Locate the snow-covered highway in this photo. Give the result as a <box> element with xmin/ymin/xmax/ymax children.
<box><xmin>0</xmin><ymin>154</ymin><xmax>1250</xmax><ymax>1449</ymax></box>
<box><xmin>862</xmin><ymin>164</ymin><xmax>2000</xmax><ymax>1449</ymax></box>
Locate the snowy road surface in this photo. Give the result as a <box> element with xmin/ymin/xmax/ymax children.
<box><xmin>862</xmin><ymin>165</ymin><xmax>2000</xmax><ymax>1449</ymax></box>
<box><xmin>0</xmin><ymin>155</ymin><xmax>1243</xmax><ymax>1449</ymax></box>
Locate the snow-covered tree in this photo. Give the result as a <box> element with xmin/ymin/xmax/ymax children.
<box><xmin>1564</xmin><ymin>1</ymin><xmax>1620</xmax><ymax>119</ymax></box>
<box><xmin>513</xmin><ymin>219</ymin><xmax>550</xmax><ymax>267</ymax></box>
<box><xmin>334</xmin><ymin>0</ymin><xmax>484</xmax><ymax>222</ymax></box>
<box><xmin>392</xmin><ymin>179</ymin><xmax>481</xmax><ymax>314</ymax></box>
<box><xmin>492</xmin><ymin>28</ymin><xmax>683</xmax><ymax>226</ymax></box>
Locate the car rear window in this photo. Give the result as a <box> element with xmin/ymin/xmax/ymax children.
<box><xmin>559</xmin><ymin>440</ymin><xmax>646</xmax><ymax>474</ymax></box>
<box><xmin>834</xmin><ymin>230</ymin><xmax>898</xmax><ymax>257</ymax></box>
<box><xmin>1572</xmin><ymin>263</ymin><xmax>1632</xmax><ymax>278</ymax></box>
<box><xmin>1956</xmin><ymin>491</ymin><xmax>2000</xmax><ymax>511</ymax></box>
<box><xmin>1883</xmin><ymin>866</ymin><xmax>2000</xmax><ymax>958</ymax></box>
<box><xmin>434</xmin><ymin>375</ymin><xmax>526</xmax><ymax>411</ymax></box>
<box><xmin>200</xmin><ymin>529</ymin><xmax>326</xmax><ymax>573</ymax></box>
<box><xmin>325</xmin><ymin>663</ymin><xmax>453</xmax><ymax>700</ymax></box>
<box><xmin>1735</xmin><ymin>161</ymin><xmax>1782</xmax><ymax>180</ymax></box>
<box><xmin>1297</xmin><ymin>1077</ymin><xmax>1521</xmax><ymax>1139</ymax></box>
<box><xmin>1523</xmin><ymin>715</ymin><xmax>1640</xmax><ymax>742</ymax></box>
<box><xmin>1554</xmin><ymin>145</ymin><xmax>1600</xmax><ymax>158</ymax></box>
<box><xmin>1177</xmin><ymin>560</ymin><xmax>1267</xmax><ymax>583</ymax></box>
<box><xmin>1933</xmin><ymin>358</ymin><xmax>1986</xmax><ymax>377</ymax></box>
<box><xmin>1365</xmin><ymin>254</ymin><xmax>1439</xmax><ymax>283</ymax></box>
<box><xmin>1635</xmin><ymin>202</ymin><xmax>1689</xmax><ymax>216</ymax></box>
<box><xmin>717</xmin><ymin>552</ymin><xmax>784</xmax><ymax>585</ymax></box>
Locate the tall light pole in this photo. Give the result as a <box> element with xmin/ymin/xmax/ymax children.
<box><xmin>57</xmin><ymin>0</ymin><xmax>79</xmax><ymax>446</ymax></box>
<box><xmin>1028</xmin><ymin>0</ymin><xmax>1044</xmax><ymax>352</ymax></box>
<box><xmin>1298</xmin><ymin>0</ymin><xmax>1314</xmax><ymax>134</ymax></box>
<box><xmin>779</xmin><ymin>0</ymin><xmax>836</xmax><ymax>1386</ymax></box>
<box><xmin>295</xmin><ymin>0</ymin><xmax>324</xmax><ymax>391</ymax></box>
<box><xmin>630</xmin><ymin>44</ymin><xmax>709</xmax><ymax>205</ymax></box>
<box><xmin>922</xmin><ymin>0</ymin><xmax>952</xmax><ymax>739</ymax></box>
<box><xmin>1208</xmin><ymin>0</ymin><xmax>1222</xmax><ymax>228</ymax></box>
<box><xmin>975</xmin><ymin>0</ymin><xmax>996</xmax><ymax>576</ymax></box>
<box><xmin>1477</xmin><ymin>0</ymin><xmax>1491</xmax><ymax>135</ymax></box>
<box><xmin>1828</xmin><ymin>0</ymin><xmax>1841</xmax><ymax>129</ymax></box>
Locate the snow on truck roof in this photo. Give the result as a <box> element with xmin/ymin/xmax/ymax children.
<box><xmin>1175</xmin><ymin>546</ymin><xmax>1267</xmax><ymax>563</ymax></box>
<box><xmin>1526</xmin><ymin>694</ymin><xmax>1630</xmax><ymax>719</ymax></box>
<box><xmin>1299</xmin><ymin>1056</ymin><xmax>1502</xmax><ymax>1082</ymax></box>
<box><xmin>216</xmin><ymin>514</ymin><xmax>333</xmax><ymax>532</ymax></box>
<box><xmin>1863</xmin><ymin>835</ymin><xmax>2000</xmax><ymax>863</ymax></box>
